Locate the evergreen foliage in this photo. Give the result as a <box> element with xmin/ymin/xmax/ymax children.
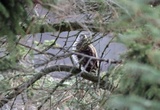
<box><xmin>105</xmin><ymin>1</ymin><xmax>160</xmax><ymax>110</ymax></box>
<box><xmin>0</xmin><ymin>0</ymin><xmax>160</xmax><ymax>109</ymax></box>
<box><xmin>0</xmin><ymin>0</ymin><xmax>33</xmax><ymax>70</ymax></box>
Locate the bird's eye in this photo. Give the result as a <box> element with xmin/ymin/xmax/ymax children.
<box><xmin>80</xmin><ymin>35</ymin><xmax>85</xmax><ymax>39</ymax></box>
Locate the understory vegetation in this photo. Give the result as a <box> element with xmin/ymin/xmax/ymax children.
<box><xmin>0</xmin><ymin>0</ymin><xmax>160</xmax><ymax>110</ymax></box>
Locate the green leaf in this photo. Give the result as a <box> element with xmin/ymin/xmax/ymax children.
<box><xmin>0</xmin><ymin>3</ymin><xmax>9</xmax><ymax>18</ymax></box>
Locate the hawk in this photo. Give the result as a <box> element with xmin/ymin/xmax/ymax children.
<box><xmin>71</xmin><ymin>33</ymin><xmax>99</xmax><ymax>72</ymax></box>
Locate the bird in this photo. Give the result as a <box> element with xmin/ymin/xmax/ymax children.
<box><xmin>71</xmin><ymin>33</ymin><xmax>99</xmax><ymax>73</ymax></box>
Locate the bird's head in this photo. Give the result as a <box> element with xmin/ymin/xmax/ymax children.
<box><xmin>78</xmin><ymin>34</ymin><xmax>92</xmax><ymax>46</ymax></box>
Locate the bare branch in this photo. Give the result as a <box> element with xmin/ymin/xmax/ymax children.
<box><xmin>0</xmin><ymin>65</ymin><xmax>113</xmax><ymax>108</ymax></box>
<box><xmin>24</xmin><ymin>21</ymin><xmax>109</xmax><ymax>34</ymax></box>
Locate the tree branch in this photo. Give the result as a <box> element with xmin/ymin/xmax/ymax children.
<box><xmin>0</xmin><ymin>65</ymin><xmax>113</xmax><ymax>108</ymax></box>
<box><xmin>24</xmin><ymin>21</ymin><xmax>108</xmax><ymax>34</ymax></box>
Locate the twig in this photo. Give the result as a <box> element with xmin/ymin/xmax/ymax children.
<box><xmin>37</xmin><ymin>73</ymin><xmax>73</xmax><ymax>110</ymax></box>
<box><xmin>0</xmin><ymin>65</ymin><xmax>114</xmax><ymax>108</ymax></box>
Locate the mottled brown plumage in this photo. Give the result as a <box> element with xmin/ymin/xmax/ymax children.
<box><xmin>75</xmin><ymin>35</ymin><xmax>99</xmax><ymax>72</ymax></box>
